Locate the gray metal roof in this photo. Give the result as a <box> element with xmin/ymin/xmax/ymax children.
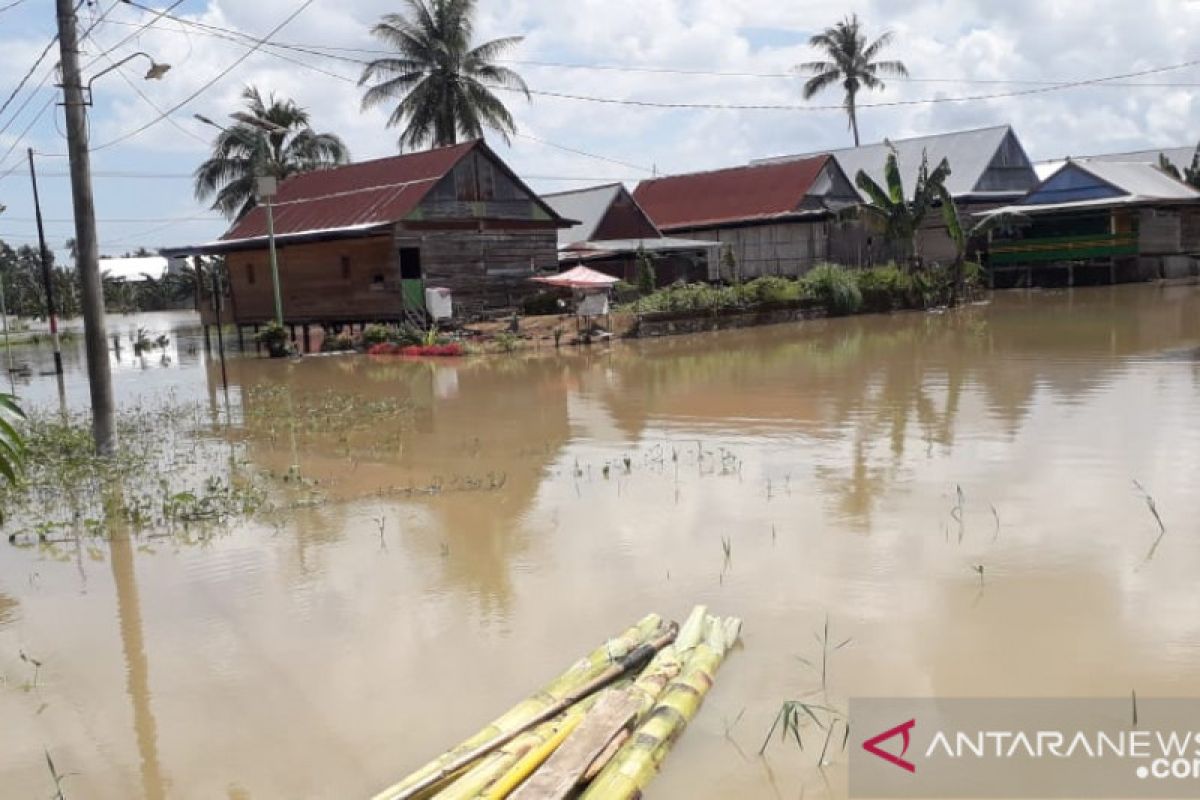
<box><xmin>1073</xmin><ymin>160</ymin><xmax>1199</xmax><ymax>200</ymax></box>
<box><xmin>1036</xmin><ymin>145</ymin><xmax>1197</xmax><ymax>180</ymax></box>
<box><xmin>982</xmin><ymin>160</ymin><xmax>1200</xmax><ymax>217</ymax></box>
<box><xmin>755</xmin><ymin>125</ymin><xmax>1038</xmax><ymax>201</ymax></box>
<box><xmin>541</xmin><ymin>184</ymin><xmax>623</xmax><ymax>247</ymax></box>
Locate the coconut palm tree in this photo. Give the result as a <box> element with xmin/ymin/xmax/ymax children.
<box><xmin>798</xmin><ymin>14</ymin><xmax>908</xmax><ymax>147</ymax></box>
<box><xmin>194</xmin><ymin>86</ymin><xmax>349</xmax><ymax>220</ymax></box>
<box><xmin>358</xmin><ymin>0</ymin><xmax>530</xmax><ymax>151</ymax></box>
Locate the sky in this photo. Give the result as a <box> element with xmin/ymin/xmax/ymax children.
<box><xmin>2</xmin><ymin>0</ymin><xmax>1200</xmax><ymax>259</ymax></box>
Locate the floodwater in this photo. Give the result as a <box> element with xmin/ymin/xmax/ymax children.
<box><xmin>2</xmin><ymin>286</ymin><xmax>1200</xmax><ymax>799</ymax></box>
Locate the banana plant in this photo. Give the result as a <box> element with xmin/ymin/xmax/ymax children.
<box><xmin>0</xmin><ymin>393</ymin><xmax>26</xmax><ymax>488</ymax></box>
<box><xmin>937</xmin><ymin>184</ymin><xmax>1028</xmax><ymax>303</ymax></box>
<box><xmin>852</xmin><ymin>144</ymin><xmax>951</xmax><ymax>269</ymax></box>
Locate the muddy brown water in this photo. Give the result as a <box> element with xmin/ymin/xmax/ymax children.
<box><xmin>2</xmin><ymin>287</ymin><xmax>1200</xmax><ymax>798</ymax></box>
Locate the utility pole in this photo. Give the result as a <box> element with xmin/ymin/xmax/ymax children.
<box><xmin>56</xmin><ymin>0</ymin><xmax>115</xmax><ymax>454</ymax></box>
<box><xmin>27</xmin><ymin>149</ymin><xmax>64</xmax><ymax>376</ymax></box>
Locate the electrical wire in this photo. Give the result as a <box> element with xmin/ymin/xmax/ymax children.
<box><xmin>94</xmin><ymin>13</ymin><xmax>1200</xmax><ymax>89</ymax></box>
<box><xmin>0</xmin><ymin>0</ymin><xmax>31</xmax><ymax>15</ymax></box>
<box><xmin>89</xmin><ymin>0</ymin><xmax>317</xmax><ymax>151</ymax></box>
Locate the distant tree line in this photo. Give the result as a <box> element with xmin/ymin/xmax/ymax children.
<box><xmin>0</xmin><ymin>239</ymin><xmax>200</xmax><ymax>318</ymax></box>
<box><xmin>0</xmin><ymin>239</ymin><xmax>82</xmax><ymax>319</ymax></box>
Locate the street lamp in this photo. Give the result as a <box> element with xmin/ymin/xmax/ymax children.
<box><xmin>84</xmin><ymin>52</ymin><xmax>171</xmax><ymax>104</ymax></box>
<box><xmin>193</xmin><ymin>113</ymin><xmax>288</xmax><ymax>326</ymax></box>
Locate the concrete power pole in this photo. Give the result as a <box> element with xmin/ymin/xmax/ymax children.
<box><xmin>56</xmin><ymin>0</ymin><xmax>115</xmax><ymax>454</ymax></box>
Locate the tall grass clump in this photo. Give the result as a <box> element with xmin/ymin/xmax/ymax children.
<box><xmin>802</xmin><ymin>264</ymin><xmax>862</xmax><ymax>316</ymax></box>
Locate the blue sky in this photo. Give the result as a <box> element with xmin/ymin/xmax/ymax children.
<box><xmin>2</xmin><ymin>0</ymin><xmax>1200</xmax><ymax>260</ymax></box>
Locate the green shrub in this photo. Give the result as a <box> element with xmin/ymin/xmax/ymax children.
<box><xmin>390</xmin><ymin>325</ymin><xmax>424</xmax><ymax>346</ymax></box>
<box><xmin>856</xmin><ymin>264</ymin><xmax>911</xmax><ymax>312</ymax></box>
<box><xmin>321</xmin><ymin>332</ymin><xmax>355</xmax><ymax>352</ymax></box>
<box><xmin>745</xmin><ymin>275</ymin><xmax>804</xmax><ymax>305</ymax></box>
<box><xmin>802</xmin><ymin>264</ymin><xmax>862</xmax><ymax>316</ymax></box>
<box><xmin>361</xmin><ymin>324</ymin><xmax>393</xmax><ymax>347</ymax></box>
<box><xmin>522</xmin><ymin>291</ymin><xmax>564</xmax><ymax>316</ymax></box>
<box><xmin>635</xmin><ymin>250</ymin><xmax>656</xmax><ymax>294</ymax></box>
<box><xmin>629</xmin><ymin>282</ymin><xmax>741</xmax><ymax>314</ymax></box>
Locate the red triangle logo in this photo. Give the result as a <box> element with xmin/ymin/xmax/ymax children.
<box><xmin>862</xmin><ymin>719</ymin><xmax>917</xmax><ymax>773</ymax></box>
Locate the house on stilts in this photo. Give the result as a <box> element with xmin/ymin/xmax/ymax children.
<box><xmin>983</xmin><ymin>159</ymin><xmax>1200</xmax><ymax>286</ymax></box>
<box><xmin>163</xmin><ymin>139</ymin><xmax>571</xmax><ymax>349</ymax></box>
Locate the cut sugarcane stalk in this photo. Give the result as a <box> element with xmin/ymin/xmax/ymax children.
<box><xmin>578</xmin><ymin>614</ymin><xmax>740</xmax><ymax>800</ymax></box>
<box><xmin>436</xmin><ymin>693</ymin><xmax>602</xmax><ymax>800</ymax></box>
<box><xmin>515</xmin><ymin>607</ymin><xmax>724</xmax><ymax>800</ymax></box>
<box><xmin>479</xmin><ymin>709</ymin><xmax>584</xmax><ymax>800</ymax></box>
<box><xmin>508</xmin><ymin>688</ymin><xmax>642</xmax><ymax>800</ymax></box>
<box><xmin>582</xmin><ymin>731</ymin><xmax>628</xmax><ymax>783</ymax></box>
<box><xmin>371</xmin><ymin>614</ymin><xmax>666</xmax><ymax>800</ymax></box>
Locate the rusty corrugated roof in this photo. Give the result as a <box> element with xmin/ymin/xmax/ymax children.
<box><xmin>632</xmin><ymin>155</ymin><xmax>832</xmax><ymax>232</ymax></box>
<box><xmin>221</xmin><ymin>141</ymin><xmax>478</xmax><ymax>241</ymax></box>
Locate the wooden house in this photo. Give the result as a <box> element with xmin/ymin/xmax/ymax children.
<box><xmin>757</xmin><ymin>125</ymin><xmax>1040</xmax><ymax>265</ymax></box>
<box><xmin>631</xmin><ymin>155</ymin><xmax>861</xmax><ymax>280</ymax></box>
<box><xmin>542</xmin><ymin>183</ymin><xmax>718</xmax><ymax>285</ymax></box>
<box><xmin>164</xmin><ymin>140</ymin><xmax>570</xmax><ymax>342</ymax></box>
<box><xmin>983</xmin><ymin>160</ymin><xmax>1200</xmax><ymax>286</ymax></box>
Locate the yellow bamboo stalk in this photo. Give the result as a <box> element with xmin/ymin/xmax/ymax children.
<box><xmin>371</xmin><ymin>614</ymin><xmax>665</xmax><ymax>800</ymax></box>
<box><xmin>435</xmin><ymin>694</ymin><xmax>602</xmax><ymax>800</ymax></box>
<box><xmin>578</xmin><ymin>615</ymin><xmax>739</xmax><ymax>800</ymax></box>
<box><xmin>479</xmin><ymin>706</ymin><xmax>586</xmax><ymax>800</ymax></box>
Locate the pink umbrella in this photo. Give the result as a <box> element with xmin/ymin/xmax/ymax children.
<box><xmin>531</xmin><ymin>265</ymin><xmax>620</xmax><ymax>290</ymax></box>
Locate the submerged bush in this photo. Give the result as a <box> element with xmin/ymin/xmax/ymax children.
<box><xmin>361</xmin><ymin>324</ymin><xmax>392</xmax><ymax>347</ymax></box>
<box><xmin>321</xmin><ymin>332</ymin><xmax>355</xmax><ymax>352</ymax></box>
<box><xmin>856</xmin><ymin>264</ymin><xmax>911</xmax><ymax>312</ymax></box>
<box><xmin>802</xmin><ymin>264</ymin><xmax>862</xmax><ymax>316</ymax></box>
<box><xmin>745</xmin><ymin>275</ymin><xmax>805</xmax><ymax>305</ymax></box>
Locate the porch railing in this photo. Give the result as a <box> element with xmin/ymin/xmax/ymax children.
<box><xmin>990</xmin><ymin>232</ymin><xmax>1138</xmax><ymax>265</ymax></box>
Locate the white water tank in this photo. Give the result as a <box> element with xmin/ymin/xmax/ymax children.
<box><xmin>425</xmin><ymin>287</ymin><xmax>453</xmax><ymax>320</ymax></box>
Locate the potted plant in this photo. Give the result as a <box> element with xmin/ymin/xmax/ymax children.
<box><xmin>255</xmin><ymin>321</ymin><xmax>290</xmax><ymax>358</ymax></box>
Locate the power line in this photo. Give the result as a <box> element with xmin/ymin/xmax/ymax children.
<box><xmin>0</xmin><ymin>33</ymin><xmax>59</xmax><ymax>127</ymax></box>
<box><xmin>3</xmin><ymin>215</ymin><xmax>218</xmax><ymax>223</ymax></box>
<box><xmin>90</xmin><ymin>0</ymin><xmax>317</xmax><ymax>151</ymax></box>
<box><xmin>0</xmin><ymin>0</ymin><xmax>31</xmax><ymax>14</ymax></box>
<box><xmin>90</xmin><ymin>14</ymin><xmax>1200</xmax><ymax>89</ymax></box>
<box><xmin>0</xmin><ymin>0</ymin><xmax>128</xmax><ymax>178</ymax></box>
<box><xmin>109</xmin><ymin>4</ymin><xmax>651</xmax><ymax>177</ymax></box>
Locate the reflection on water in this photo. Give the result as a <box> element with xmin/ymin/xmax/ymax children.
<box><xmin>1</xmin><ymin>285</ymin><xmax>1199</xmax><ymax>798</ymax></box>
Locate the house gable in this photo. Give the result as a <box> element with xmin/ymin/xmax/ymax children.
<box><xmin>409</xmin><ymin>145</ymin><xmax>557</xmax><ymax>223</ymax></box>
<box><xmin>802</xmin><ymin>159</ymin><xmax>860</xmax><ymax>210</ymax></box>
<box><xmin>974</xmin><ymin>128</ymin><xmax>1039</xmax><ymax>194</ymax></box>
<box><xmin>591</xmin><ymin>186</ymin><xmax>662</xmax><ymax>241</ymax></box>
<box><xmin>1020</xmin><ymin>163</ymin><xmax>1127</xmax><ymax>206</ymax></box>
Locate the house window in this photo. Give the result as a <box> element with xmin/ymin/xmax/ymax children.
<box><xmin>341</xmin><ymin>256</ymin><xmax>351</xmax><ymax>280</ymax></box>
<box><xmin>370</xmin><ymin>274</ymin><xmax>386</xmax><ymax>292</ymax></box>
<box><xmin>246</xmin><ymin>263</ymin><xmax>256</xmax><ymax>285</ymax></box>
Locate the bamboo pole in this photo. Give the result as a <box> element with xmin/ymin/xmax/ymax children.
<box><xmin>578</xmin><ymin>615</ymin><xmax>740</xmax><ymax>800</ymax></box>
<box><xmin>508</xmin><ymin>607</ymin><xmax>729</xmax><ymax>800</ymax></box>
<box><xmin>438</xmin><ymin>694</ymin><xmax>602</xmax><ymax>800</ymax></box>
<box><xmin>371</xmin><ymin>615</ymin><xmax>667</xmax><ymax>800</ymax></box>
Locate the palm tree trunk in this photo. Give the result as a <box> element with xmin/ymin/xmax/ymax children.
<box><xmin>848</xmin><ymin>92</ymin><xmax>860</xmax><ymax>147</ymax></box>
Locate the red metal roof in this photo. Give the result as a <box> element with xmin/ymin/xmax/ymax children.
<box><xmin>221</xmin><ymin>141</ymin><xmax>477</xmax><ymax>242</ymax></box>
<box><xmin>632</xmin><ymin>155</ymin><xmax>832</xmax><ymax>231</ymax></box>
